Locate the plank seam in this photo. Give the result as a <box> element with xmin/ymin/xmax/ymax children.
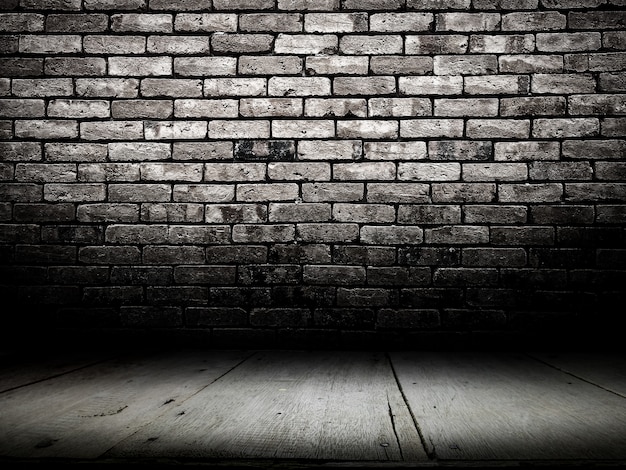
<box><xmin>385</xmin><ymin>352</ymin><xmax>437</xmax><ymax>461</ymax></box>
<box><xmin>386</xmin><ymin>391</ymin><xmax>404</xmax><ymax>461</ymax></box>
<box><xmin>525</xmin><ymin>353</ymin><xmax>626</xmax><ymax>400</ymax></box>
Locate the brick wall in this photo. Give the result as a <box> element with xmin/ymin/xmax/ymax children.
<box><xmin>1</xmin><ymin>0</ymin><xmax>624</xmax><ymax>350</ymax></box>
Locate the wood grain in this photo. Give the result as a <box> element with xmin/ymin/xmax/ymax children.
<box><xmin>0</xmin><ymin>349</ymin><xmax>252</xmax><ymax>459</ymax></box>
<box><xmin>105</xmin><ymin>350</ymin><xmax>428</xmax><ymax>462</ymax></box>
<box><xmin>390</xmin><ymin>351</ymin><xmax>626</xmax><ymax>461</ymax></box>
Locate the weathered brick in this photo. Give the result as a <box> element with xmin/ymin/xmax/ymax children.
<box><xmin>501</xmin><ymin>12</ymin><xmax>566</xmax><ymax>31</ymax></box>
<box><xmin>333</xmin><ymin>162</ymin><xmax>396</xmax><ymax>180</ymax></box>
<box><xmin>343</xmin><ymin>0</ymin><xmax>404</xmax><ymax>9</ymax></box>
<box><xmin>398</xmin><ymin>205</ymin><xmax>461</xmax><ymax>225</ymax></box>
<box><xmin>432</xmin><ymin>183</ymin><xmax>496</xmax><ymax>202</ymax></box>
<box><xmin>0</xmin><ymin>99</ymin><xmax>45</xmax><ymax>118</ymax></box>
<box><xmin>370</xmin><ymin>56</ymin><xmax>433</xmax><ymax>76</ymax></box>
<box><xmin>603</xmin><ymin>31</ymin><xmax>626</xmax><ymax>51</ymax></box>
<box><xmin>174</xmin><ymin>142</ymin><xmax>233</xmax><ymax>161</ymax></box>
<box><xmin>406</xmin><ymin>35</ymin><xmax>467</xmax><ymax>54</ymax></box>
<box><xmin>434</xmin><ymin>98</ymin><xmax>498</xmax><ymax>117</ymax></box>
<box><xmin>466</xmin><ymin>119</ymin><xmax>530</xmax><ymax>138</ymax></box>
<box><xmin>369</xmin><ymin>98</ymin><xmax>431</xmax><ymax>117</ymax></box>
<box><xmin>76</xmin><ymin>78</ymin><xmax>139</xmax><ymax>98</ymax></box>
<box><xmin>233</xmin><ymin>224</ymin><xmax>295</xmax><ymax>243</ymax></box>
<box><xmin>306</xmin><ymin>56</ymin><xmax>369</xmax><ymax>76</ymax></box>
<box><xmin>213</xmin><ymin>0</ymin><xmax>275</xmax><ymax>9</ymax></box>
<box><xmin>147</xmin><ymin>36</ymin><xmax>211</xmax><ymax>54</ymax></box>
<box><xmin>562</xmin><ymin>140</ymin><xmax>626</xmax><ymax>160</ymax></box>
<box><xmin>109</xmin><ymin>57</ymin><xmax>172</xmax><ymax>76</ymax></box>
<box><xmin>601</xmin><ymin>117</ymin><xmax>626</xmax><ymax>137</ymax></box>
<box><xmin>464</xmin><ymin>75</ymin><xmax>529</xmax><ymax>95</ymax></box>
<box><xmin>298</xmin><ymin>140</ymin><xmax>362</xmax><ymax>160</ymax></box>
<box><xmin>371</xmin><ymin>13</ymin><xmax>432</xmax><ymax>32</ymax></box>
<box><xmin>434</xmin><ymin>55</ymin><xmax>497</xmax><ymax>75</ymax></box>
<box><xmin>530</xmin><ymin>205</ymin><xmax>595</xmax><ymax>224</ymax></box>
<box><xmin>495</xmin><ymin>141</ymin><xmax>560</xmax><ymax>161</ymax></box>
<box><xmin>268</xmin><ymin>162</ymin><xmax>330</xmax><ymax>181</ymax></box>
<box><xmin>297</xmin><ymin>223</ymin><xmax>359</xmax><ymax>242</ymax></box>
<box><xmin>150</xmin><ymin>0</ymin><xmax>210</xmax><ymax>10</ymax></box>
<box><xmin>302</xmin><ymin>183</ymin><xmax>363</xmax><ymax>202</ymax></box>
<box><xmin>273</xmin><ymin>119</ymin><xmax>334</xmax><ymax>138</ymax></box>
<box><xmin>204</xmin><ymin>162</ymin><xmax>266</xmax><ymax>183</ymax></box>
<box><xmin>464</xmin><ymin>205</ymin><xmax>527</xmax><ymax>224</ymax></box>
<box><xmin>337</xmin><ymin>288</ymin><xmax>397</xmax><ymax>308</ymax></box>
<box><xmin>44</xmin><ymin>183</ymin><xmax>106</xmax><ymax>202</ymax></box>
<box><xmin>209</xmin><ymin>120</ymin><xmax>268</xmax><ymax>139</ymax></box>
<box><xmin>108</xmin><ymin>184</ymin><xmax>171</xmax><ymax>202</ymax></box>
<box><xmin>569</xmin><ymin>94</ymin><xmax>626</xmax><ymax>115</ymax></box>
<box><xmin>303</xmin><ymin>265</ymin><xmax>365</xmax><ymax>285</ymax></box>
<box><xmin>501</xmin><ymin>96</ymin><xmax>566</xmax><ymax>116</ymax></box>
<box><xmin>78</xmin><ymin>246</ymin><xmax>141</xmax><ymax>265</ymax></box>
<box><xmin>172</xmin><ymin>184</ymin><xmax>233</xmax><ymax>203</ymax></box>
<box><xmin>206</xmin><ymin>204</ymin><xmax>266</xmax><ymax>223</ymax></box>
<box><xmin>305</xmin><ymin>13</ymin><xmax>366</xmax><ymax>32</ymax></box>
<box><xmin>278</xmin><ymin>0</ymin><xmax>339</xmax><ymax>9</ymax></box>
<box><xmin>236</xmin><ymin>183</ymin><xmax>298</xmax><ymax>202</ymax></box>
<box><xmin>48</xmin><ymin>99</ymin><xmax>110</xmax><ymax>119</ymax></box>
<box><xmin>141</xmin><ymin>203</ymin><xmax>204</xmax><ymax>223</ymax></box>
<box><xmin>81</xmin><ymin>121</ymin><xmax>144</xmax><ymax>140</ymax></box>
<box><xmin>21</xmin><ymin>0</ymin><xmax>82</xmax><ymax>9</ymax></box>
<box><xmin>241</xmin><ymin>13</ymin><xmax>303</xmax><ymax>32</ymax></box>
<box><xmin>568</xmin><ymin>11</ymin><xmax>626</xmax><ymax>30</ymax></box>
<box><xmin>436</xmin><ymin>13</ymin><xmax>501</xmax><ymax>32</ymax></box>
<box><xmin>337</xmin><ymin>120</ymin><xmax>398</xmax><ymax>139</ymax></box>
<box><xmin>401</xmin><ymin>119</ymin><xmax>464</xmax><ymax>138</ymax></box>
<box><xmin>205</xmin><ymin>78</ymin><xmax>266</xmax><ymax>96</ymax></box>
<box><xmin>398</xmin><ymin>162</ymin><xmax>461</xmax><ymax>181</ymax></box>
<box><xmin>235</xmin><ymin>140</ymin><xmax>295</xmax><ymax>161</ymax></box>
<box><xmin>16</xmin><ymin>163</ymin><xmax>76</xmax><ymax>182</ymax></box>
<box><xmin>532</xmin><ymin>73</ymin><xmax>596</xmax><ymax>94</ymax></box>
<box><xmin>269</xmin><ymin>77</ymin><xmax>331</xmax><ymax>96</ymax></box>
<box><xmin>364</xmin><ymin>142</ymin><xmax>427</xmax><ymax>161</ymax></box>
<box><xmin>463</xmin><ymin>163</ymin><xmax>528</xmax><ymax>182</ymax></box>
<box><xmin>45</xmin><ymin>58</ymin><xmax>106</xmax><ymax>76</ymax></box>
<box><xmin>109</xmin><ymin>142</ymin><xmax>170</xmax><ymax>162</ymax></box>
<box><xmin>269</xmin><ymin>203</ymin><xmax>330</xmax><ymax>222</ymax></box>
<box><xmin>16</xmin><ymin>120</ymin><xmax>78</xmax><ymax>139</ymax></box>
<box><xmin>175</xmin><ymin>99</ymin><xmax>237</xmax><ymax>118</ymax></box>
<box><xmin>112</xmin><ymin>100</ymin><xmax>173</xmax><ymax>119</ymax></box>
<box><xmin>408</xmin><ymin>0</ymin><xmax>470</xmax><ymax>8</ymax></box>
<box><xmin>565</xmin><ymin>53</ymin><xmax>626</xmax><ymax>73</ymax></box>
<box><xmin>111</xmin><ymin>14</ymin><xmax>173</xmax><ymax>33</ymax></box>
<box><xmin>537</xmin><ymin>33</ymin><xmax>602</xmax><ymax>52</ymax></box>
<box><xmin>334</xmin><ymin>203</ymin><xmax>395</xmax><ymax>223</ymax></box>
<box><xmin>83</xmin><ymin>36</ymin><xmax>145</xmax><ymax>54</ymax></box>
<box><xmin>46</xmin><ymin>14</ymin><xmax>108</xmax><ymax>32</ymax></box>
<box><xmin>400</xmin><ymin>76</ymin><xmax>463</xmax><ymax>95</ymax></box>
<box><xmin>0</xmin><ymin>13</ymin><xmax>44</xmax><ymax>32</ymax></box>
<box><xmin>367</xmin><ymin>183</ymin><xmax>430</xmax><ymax>203</ymax></box>
<box><xmin>340</xmin><ymin>35</ymin><xmax>403</xmax><ymax>55</ymax></box>
<box><xmin>475</xmin><ymin>0</ymin><xmax>537</xmax><ymax>8</ymax></box>
<box><xmin>426</xmin><ymin>226</ymin><xmax>489</xmax><ymax>244</ymax></box>
<box><xmin>212</xmin><ymin>34</ymin><xmax>274</xmax><ymax>53</ymax></box>
<box><xmin>469</xmin><ymin>35</ymin><xmax>534</xmax><ymax>53</ymax></box>
<box><xmin>361</xmin><ymin>226</ymin><xmax>424</xmax><ymax>245</ymax></box>
<box><xmin>305</xmin><ymin>98</ymin><xmax>367</xmax><ymax>117</ymax></box>
<box><xmin>0</xmin><ymin>58</ymin><xmax>43</xmax><ymax>77</ymax></box>
<box><xmin>499</xmin><ymin>55</ymin><xmax>563</xmax><ymax>73</ymax></box>
<box><xmin>250</xmin><ymin>308</ymin><xmax>310</xmax><ymax>326</ymax></box>
<box><xmin>499</xmin><ymin>183</ymin><xmax>563</xmax><ymax>203</ymax></box>
<box><xmin>565</xmin><ymin>183</ymin><xmax>626</xmax><ymax>202</ymax></box>
<box><xmin>240</xmin><ymin>56</ymin><xmax>302</xmax><ymax>75</ymax></box>
<box><xmin>175</xmin><ymin>57</ymin><xmax>237</xmax><ymax>77</ymax></box>
<box><xmin>533</xmin><ymin>118</ymin><xmax>599</xmax><ymax>138</ymax></box>
<box><xmin>429</xmin><ymin>141</ymin><xmax>492</xmax><ymax>161</ymax></box>
<box><xmin>275</xmin><ymin>34</ymin><xmax>338</xmax><ymax>54</ymax></box>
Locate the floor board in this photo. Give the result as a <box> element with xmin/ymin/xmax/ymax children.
<box><xmin>390</xmin><ymin>351</ymin><xmax>626</xmax><ymax>461</ymax></box>
<box><xmin>529</xmin><ymin>352</ymin><xmax>626</xmax><ymax>397</ymax></box>
<box><xmin>104</xmin><ymin>350</ymin><xmax>427</xmax><ymax>462</ymax></box>
<box><xmin>0</xmin><ymin>349</ymin><xmax>251</xmax><ymax>460</ymax></box>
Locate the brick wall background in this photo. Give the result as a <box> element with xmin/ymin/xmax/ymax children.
<box><xmin>1</xmin><ymin>0</ymin><xmax>624</xmax><ymax>351</ymax></box>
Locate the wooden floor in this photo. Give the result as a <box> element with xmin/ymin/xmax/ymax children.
<box><xmin>1</xmin><ymin>348</ymin><xmax>625</xmax><ymax>469</ymax></box>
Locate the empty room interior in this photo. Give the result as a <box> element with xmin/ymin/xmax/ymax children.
<box><xmin>1</xmin><ymin>0</ymin><xmax>625</xmax><ymax>468</ymax></box>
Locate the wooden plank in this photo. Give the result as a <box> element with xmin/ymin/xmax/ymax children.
<box><xmin>529</xmin><ymin>352</ymin><xmax>626</xmax><ymax>397</ymax></box>
<box><xmin>390</xmin><ymin>351</ymin><xmax>626</xmax><ymax>461</ymax></box>
<box><xmin>0</xmin><ymin>351</ymin><xmax>117</xmax><ymax>393</ymax></box>
<box><xmin>105</xmin><ymin>350</ymin><xmax>429</xmax><ymax>462</ymax></box>
<box><xmin>0</xmin><ymin>349</ymin><xmax>252</xmax><ymax>460</ymax></box>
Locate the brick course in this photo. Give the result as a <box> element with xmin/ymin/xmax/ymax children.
<box><xmin>1</xmin><ymin>0</ymin><xmax>624</xmax><ymax>349</ymax></box>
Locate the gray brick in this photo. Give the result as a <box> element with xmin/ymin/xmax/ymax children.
<box><xmin>205</xmin><ymin>204</ymin><xmax>267</xmax><ymax>224</ymax></box>
<box><xmin>240</xmin><ymin>56</ymin><xmax>302</xmax><ymax>75</ymax></box>
<box><xmin>434</xmin><ymin>55</ymin><xmax>497</xmax><ymax>75</ymax></box>
<box><xmin>568</xmin><ymin>11</ymin><xmax>626</xmax><ymax>30</ymax></box>
<box><xmin>109</xmin><ymin>57</ymin><xmax>171</xmax><ymax>77</ymax></box>
<box><xmin>237</xmin><ymin>183</ymin><xmax>298</xmax><ymax>202</ymax></box>
<box><xmin>275</xmin><ymin>34</ymin><xmax>338</xmax><ymax>54</ymax></box>
<box><xmin>240</xmin><ymin>98</ymin><xmax>302</xmax><ymax>117</ymax></box>
<box><xmin>304</xmin><ymin>98</ymin><xmax>366</xmax><ymax>117</ymax></box>
<box><xmin>499</xmin><ymin>55</ymin><xmax>563</xmax><ymax>73</ymax></box>
<box><xmin>205</xmin><ymin>78</ymin><xmax>267</xmax><ymax>96</ymax></box>
<box><xmin>299</xmin><ymin>140</ymin><xmax>362</xmax><ymax>160</ymax></box>
<box><xmin>333</xmin><ymin>162</ymin><xmax>396</xmax><ymax>180</ymax></box>
<box><xmin>405</xmin><ymin>35</ymin><xmax>468</xmax><ymax>54</ymax></box>
<box><xmin>150</xmin><ymin>0</ymin><xmax>210</xmax><ymax>10</ymax></box>
<box><xmin>84</xmin><ymin>36</ymin><xmax>145</xmax><ymax>54</ymax></box>
<box><xmin>269</xmin><ymin>203</ymin><xmax>330</xmax><ymax>222</ymax></box>
<box><xmin>16</xmin><ymin>120</ymin><xmax>78</xmax><ymax>139</ymax></box>
<box><xmin>333</xmin><ymin>203</ymin><xmax>395</xmax><ymax>223</ymax></box>
<box><xmin>464</xmin><ymin>75</ymin><xmax>529</xmax><ymax>95</ymax></box>
<box><xmin>111</xmin><ymin>14</ymin><xmax>173</xmax><ymax>33</ymax></box>
<box><xmin>141</xmin><ymin>203</ymin><xmax>204</xmax><ymax>223</ymax></box>
<box><xmin>499</xmin><ymin>183</ymin><xmax>563</xmax><ymax>203</ymax></box>
<box><xmin>233</xmin><ymin>224</ymin><xmax>295</xmax><ymax>243</ymax></box>
<box><xmin>401</xmin><ymin>119</ymin><xmax>464</xmax><ymax>138</ymax></box>
<box><xmin>0</xmin><ymin>99</ymin><xmax>45</xmax><ymax>118</ymax></box>
<box><xmin>370</xmin><ymin>13</ymin><xmax>432</xmax><ymax>32</ymax></box>
<box><xmin>109</xmin><ymin>142</ymin><xmax>170</xmax><ymax>161</ymax></box>
<box><xmin>173</xmin><ymin>184</ymin><xmax>234</xmax><ymax>202</ymax></box>
<box><xmin>81</xmin><ymin>121</ymin><xmax>144</xmax><ymax>141</ymax></box>
<box><xmin>337</xmin><ymin>120</ymin><xmax>398</xmax><ymax>139</ymax></box>
<box><xmin>464</xmin><ymin>205</ymin><xmax>527</xmax><ymax>224</ymax></box>
<box><xmin>407</xmin><ymin>0</ymin><xmax>470</xmax><ymax>8</ymax></box>
<box><xmin>436</xmin><ymin>13</ymin><xmax>501</xmax><ymax>32</ymax></box>
<box><xmin>212</xmin><ymin>34</ymin><xmax>274</xmax><ymax>54</ymax></box>
<box><xmin>365</xmin><ymin>142</ymin><xmax>427</xmax><ymax>161</ymax></box>
<box><xmin>296</xmin><ymin>223</ymin><xmax>359</xmax><ymax>242</ymax></box>
<box><xmin>21</xmin><ymin>0</ymin><xmax>82</xmax><ymax>9</ymax></box>
<box><xmin>398</xmin><ymin>162</ymin><xmax>460</xmax><ymax>181</ymax></box>
<box><xmin>147</xmin><ymin>36</ymin><xmax>211</xmax><ymax>54</ymax></box>
<box><xmin>279</xmin><ymin>0</ymin><xmax>339</xmax><ymax>9</ymax></box>
<box><xmin>400</xmin><ymin>76</ymin><xmax>463</xmax><ymax>95</ymax></box>
<box><xmin>462</xmin><ymin>163</ymin><xmax>528</xmax><ymax>182</ymax></box>
<box><xmin>361</xmin><ymin>226</ymin><xmax>424</xmax><ymax>245</ymax></box>
<box><xmin>434</xmin><ymin>98</ymin><xmax>498</xmax><ymax>117</ymax></box>
<box><xmin>204</xmin><ymin>163</ymin><xmax>265</xmax><ymax>181</ymax></box>
<box><xmin>432</xmin><ymin>183</ymin><xmax>496</xmax><ymax>202</ymax></box>
<box><xmin>340</xmin><ymin>35</ymin><xmax>403</xmax><ymax>54</ymax></box>
<box><xmin>77</xmin><ymin>204</ymin><xmax>139</xmax><ymax>223</ymax></box>
<box><xmin>370</xmin><ymin>56</ymin><xmax>433</xmax><ymax>76</ymax></box>
<box><xmin>0</xmin><ymin>13</ymin><xmax>44</xmax><ymax>32</ymax></box>
<box><xmin>174</xmin><ymin>99</ymin><xmax>238</xmax><ymax>118</ymax></box>
<box><xmin>83</xmin><ymin>0</ymin><xmax>145</xmax><ymax>8</ymax></box>
<box><xmin>174</xmin><ymin>13</ymin><xmax>238</xmax><ymax>32</ymax></box>
<box><xmin>174</xmin><ymin>142</ymin><xmax>233</xmax><ymax>160</ymax></box>
<box><xmin>175</xmin><ymin>57</ymin><xmax>237</xmax><ymax>77</ymax></box>
<box><xmin>268</xmin><ymin>162</ymin><xmax>330</xmax><ymax>181</ymax></box>
<box><xmin>334</xmin><ymin>77</ymin><xmax>396</xmax><ymax>96</ymax></box>
<box><xmin>562</xmin><ymin>140</ymin><xmax>626</xmax><ymax>160</ymax></box>
<box><xmin>601</xmin><ymin>117</ymin><xmax>626</xmax><ymax>137</ymax></box>
<box><xmin>76</xmin><ymin>78</ymin><xmax>139</xmax><ymax>98</ymax></box>
<box><xmin>78</xmin><ymin>163</ymin><xmax>141</xmax><ymax>182</ymax></box>
<box><xmin>45</xmin><ymin>58</ymin><xmax>106</xmax><ymax>76</ymax></box>
<box><xmin>501</xmin><ymin>12</ymin><xmax>566</xmax><ymax>31</ymax></box>
<box><xmin>469</xmin><ymin>34</ymin><xmax>534</xmax><ymax>53</ymax></box>
<box><xmin>273</xmin><ymin>120</ymin><xmax>334</xmax><ymax>138</ymax></box>
<box><xmin>337</xmin><ymin>288</ymin><xmax>396</xmax><ymax>308</ymax></box>
<box><xmin>213</xmin><ymin>0</ymin><xmax>275</xmax><ymax>9</ymax></box>
<box><xmin>429</xmin><ymin>141</ymin><xmax>492</xmax><ymax>161</ymax></box>
<box><xmin>398</xmin><ymin>205</ymin><xmax>461</xmax><ymax>225</ymax></box>
<box><xmin>112</xmin><ymin>100</ymin><xmax>173</xmax><ymax>119</ymax></box>
<box><xmin>537</xmin><ymin>33</ymin><xmax>601</xmax><ymax>52</ymax></box>
<box><xmin>242</xmin><ymin>13</ymin><xmax>302</xmax><ymax>32</ymax></box>
<box><xmin>466</xmin><ymin>119</ymin><xmax>530</xmax><ymax>138</ymax></box>
<box><xmin>306</xmin><ymin>56</ymin><xmax>368</xmax><ymax>76</ymax></box>
<box><xmin>269</xmin><ymin>77</ymin><xmax>331</xmax><ymax>96</ymax></box>
<box><xmin>0</xmin><ymin>58</ymin><xmax>43</xmax><ymax>77</ymax></box>
<box><xmin>46</xmin><ymin>14</ymin><xmax>108</xmax><ymax>32</ymax></box>
<box><xmin>533</xmin><ymin>118</ymin><xmax>599</xmax><ymax>138</ymax></box>
<box><xmin>369</xmin><ymin>98</ymin><xmax>432</xmax><ymax>117</ymax></box>
<box><xmin>210</xmin><ymin>120</ymin><xmax>268</xmax><ymax>139</ymax></box>
<box><xmin>495</xmin><ymin>141</ymin><xmax>560</xmax><ymax>161</ymax></box>
<box><xmin>569</xmin><ymin>94</ymin><xmax>626</xmax><ymax>115</ymax></box>
<box><xmin>367</xmin><ymin>183</ymin><xmax>430</xmax><ymax>203</ymax></box>
<box><xmin>501</xmin><ymin>96</ymin><xmax>566</xmax><ymax>116</ymax></box>
<box><xmin>305</xmin><ymin>13</ymin><xmax>366</xmax><ymax>32</ymax></box>
<box><xmin>48</xmin><ymin>99</ymin><xmax>110</xmax><ymax>119</ymax></box>
<box><xmin>303</xmin><ymin>265</ymin><xmax>365</xmax><ymax>285</ymax></box>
